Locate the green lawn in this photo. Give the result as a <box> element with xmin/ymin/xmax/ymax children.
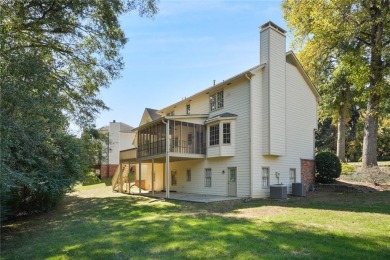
<box><xmin>1</xmin><ymin>187</ymin><xmax>390</xmax><ymax>259</ymax></box>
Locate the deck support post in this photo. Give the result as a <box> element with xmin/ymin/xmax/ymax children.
<box><xmin>138</xmin><ymin>162</ymin><xmax>142</xmax><ymax>194</ymax></box>
<box><xmin>127</xmin><ymin>162</ymin><xmax>131</xmax><ymax>194</ymax></box>
<box><xmin>152</xmin><ymin>158</ymin><xmax>155</xmax><ymax>196</ymax></box>
<box><xmin>119</xmin><ymin>162</ymin><xmax>123</xmax><ymax>193</ymax></box>
<box><xmin>165</xmin><ymin>120</ymin><xmax>170</xmax><ymax>199</ymax></box>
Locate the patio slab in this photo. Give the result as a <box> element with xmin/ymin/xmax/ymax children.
<box><xmin>140</xmin><ymin>191</ymin><xmax>241</xmax><ymax>203</ymax></box>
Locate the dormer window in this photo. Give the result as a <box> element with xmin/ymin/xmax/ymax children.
<box><xmin>186</xmin><ymin>104</ymin><xmax>191</xmax><ymax>114</ymax></box>
<box><xmin>210</xmin><ymin>90</ymin><xmax>224</xmax><ymax>112</ymax></box>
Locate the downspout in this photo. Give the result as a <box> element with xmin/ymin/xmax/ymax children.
<box><xmin>162</xmin><ymin>119</ymin><xmax>170</xmax><ymax>199</ymax></box>
<box><xmin>245</xmin><ymin>73</ymin><xmax>253</xmax><ymax>198</ymax></box>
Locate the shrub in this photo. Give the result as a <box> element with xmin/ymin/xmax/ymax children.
<box><xmin>82</xmin><ymin>172</ymin><xmax>101</xmax><ymax>186</ymax></box>
<box><xmin>341</xmin><ymin>163</ymin><xmax>356</xmax><ymax>175</ymax></box>
<box><xmin>315</xmin><ymin>152</ymin><xmax>341</xmax><ymax>183</ymax></box>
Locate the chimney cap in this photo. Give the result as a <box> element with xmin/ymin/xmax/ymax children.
<box><xmin>260</xmin><ymin>21</ymin><xmax>286</xmax><ymax>35</ymax></box>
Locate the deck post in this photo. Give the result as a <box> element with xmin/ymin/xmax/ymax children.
<box><xmin>152</xmin><ymin>158</ymin><xmax>155</xmax><ymax>196</ymax></box>
<box><xmin>119</xmin><ymin>162</ymin><xmax>123</xmax><ymax>193</ymax></box>
<box><xmin>165</xmin><ymin>120</ymin><xmax>170</xmax><ymax>199</ymax></box>
<box><xmin>139</xmin><ymin>162</ymin><xmax>142</xmax><ymax>194</ymax></box>
<box><xmin>127</xmin><ymin>162</ymin><xmax>131</xmax><ymax>194</ymax></box>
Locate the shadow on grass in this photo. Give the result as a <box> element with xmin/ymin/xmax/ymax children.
<box><xmin>176</xmin><ymin>190</ymin><xmax>390</xmax><ymax>216</ymax></box>
<box><xmin>2</xmin><ymin>193</ymin><xmax>390</xmax><ymax>259</ymax></box>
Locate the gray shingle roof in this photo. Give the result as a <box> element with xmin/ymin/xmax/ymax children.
<box><xmin>146</xmin><ymin>108</ymin><xmax>161</xmax><ymax>121</ymax></box>
<box><xmin>209</xmin><ymin>112</ymin><xmax>238</xmax><ymax>119</ymax></box>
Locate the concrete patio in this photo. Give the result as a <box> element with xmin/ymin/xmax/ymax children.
<box><xmin>140</xmin><ymin>191</ymin><xmax>242</xmax><ymax>203</ymax></box>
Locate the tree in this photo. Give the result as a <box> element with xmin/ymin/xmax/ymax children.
<box><xmin>1</xmin><ymin>0</ymin><xmax>158</xmax><ymax>124</ymax></box>
<box><xmin>295</xmin><ymin>36</ymin><xmax>363</xmax><ymax>162</ymax></box>
<box><xmin>282</xmin><ymin>0</ymin><xmax>390</xmax><ymax>167</ymax></box>
<box><xmin>315</xmin><ymin>117</ymin><xmax>337</xmax><ymax>153</ymax></box>
<box><xmin>0</xmin><ymin>0</ymin><xmax>158</xmax><ymax>221</ymax></box>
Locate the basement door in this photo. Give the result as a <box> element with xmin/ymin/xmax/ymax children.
<box><xmin>228</xmin><ymin>167</ymin><xmax>237</xmax><ymax>197</ymax></box>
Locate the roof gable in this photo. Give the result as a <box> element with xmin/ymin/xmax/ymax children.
<box><xmin>286</xmin><ymin>51</ymin><xmax>321</xmax><ymax>102</ymax></box>
<box><xmin>139</xmin><ymin>108</ymin><xmax>161</xmax><ymax>126</ymax></box>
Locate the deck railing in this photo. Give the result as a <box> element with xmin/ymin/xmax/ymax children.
<box><xmin>136</xmin><ymin>139</ymin><xmax>206</xmax><ymax>158</ymax></box>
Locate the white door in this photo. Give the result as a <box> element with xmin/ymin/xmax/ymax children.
<box><xmin>228</xmin><ymin>167</ymin><xmax>237</xmax><ymax>197</ymax></box>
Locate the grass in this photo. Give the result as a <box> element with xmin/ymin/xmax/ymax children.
<box><xmin>73</xmin><ymin>178</ymin><xmax>112</xmax><ymax>191</ymax></box>
<box><xmin>1</xmin><ymin>186</ymin><xmax>390</xmax><ymax>259</ymax></box>
<box><xmin>348</xmin><ymin>161</ymin><xmax>390</xmax><ymax>167</ymax></box>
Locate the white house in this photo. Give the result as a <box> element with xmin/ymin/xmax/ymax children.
<box><xmin>118</xmin><ymin>22</ymin><xmax>320</xmax><ymax>198</ymax></box>
<box><xmin>98</xmin><ymin>120</ymin><xmax>135</xmax><ymax>178</ymax></box>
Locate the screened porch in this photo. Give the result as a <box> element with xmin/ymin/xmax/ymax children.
<box><xmin>137</xmin><ymin>120</ymin><xmax>206</xmax><ymax>159</ymax></box>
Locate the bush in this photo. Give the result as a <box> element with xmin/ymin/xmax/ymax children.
<box><xmin>315</xmin><ymin>152</ymin><xmax>341</xmax><ymax>183</ymax></box>
<box><xmin>82</xmin><ymin>172</ymin><xmax>101</xmax><ymax>186</ymax></box>
<box><xmin>341</xmin><ymin>163</ymin><xmax>356</xmax><ymax>175</ymax></box>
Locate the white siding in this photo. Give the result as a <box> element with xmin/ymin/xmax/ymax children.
<box><xmin>260</xmin><ymin>25</ymin><xmax>286</xmax><ymax>156</ymax></box>
<box><xmin>108</xmin><ymin>123</ymin><xmax>135</xmax><ymax>165</ymax></box>
<box><xmin>217</xmin><ymin>79</ymin><xmax>251</xmax><ymax>197</ymax></box>
<box><xmin>170</xmin><ymin>78</ymin><xmax>251</xmax><ymax>197</ymax></box>
<box><xmin>119</xmin><ymin>132</ymin><xmax>135</xmax><ymax>151</ymax></box>
<box><xmin>250</xmin><ymin>61</ymin><xmax>317</xmax><ymax>198</ymax></box>
<box><xmin>108</xmin><ymin>122</ymin><xmax>120</xmax><ymax>164</ymax></box>
<box><xmin>163</xmin><ymin>94</ymin><xmax>209</xmax><ymax>116</ymax></box>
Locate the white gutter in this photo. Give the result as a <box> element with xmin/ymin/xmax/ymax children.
<box><xmin>245</xmin><ymin>73</ymin><xmax>253</xmax><ymax>198</ymax></box>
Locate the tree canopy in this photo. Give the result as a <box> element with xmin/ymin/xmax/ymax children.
<box><xmin>0</xmin><ymin>0</ymin><xmax>158</xmax><ymax>221</ymax></box>
<box><xmin>282</xmin><ymin>0</ymin><xmax>390</xmax><ymax>167</ymax></box>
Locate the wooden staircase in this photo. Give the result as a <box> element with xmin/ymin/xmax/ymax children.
<box><xmin>112</xmin><ymin>164</ymin><xmax>130</xmax><ymax>193</ymax></box>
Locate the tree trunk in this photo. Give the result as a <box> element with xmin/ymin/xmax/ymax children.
<box><xmin>362</xmin><ymin>1</ymin><xmax>385</xmax><ymax>168</ymax></box>
<box><xmin>362</xmin><ymin>96</ymin><xmax>379</xmax><ymax>167</ymax></box>
<box><xmin>337</xmin><ymin>99</ymin><xmax>347</xmax><ymax>162</ymax></box>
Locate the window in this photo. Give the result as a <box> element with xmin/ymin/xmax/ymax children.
<box><xmin>210</xmin><ymin>90</ymin><xmax>224</xmax><ymax>111</ymax></box>
<box><xmin>262</xmin><ymin>167</ymin><xmax>270</xmax><ymax>188</ymax></box>
<box><xmin>205</xmin><ymin>168</ymin><xmax>212</xmax><ymax>187</ymax></box>
<box><xmin>223</xmin><ymin>123</ymin><xmax>231</xmax><ymax>144</ymax></box>
<box><xmin>186</xmin><ymin>169</ymin><xmax>191</xmax><ymax>182</ymax></box>
<box><xmin>209</xmin><ymin>125</ymin><xmax>219</xmax><ymax>146</ymax></box>
<box><xmin>171</xmin><ymin>170</ymin><xmax>177</xmax><ymax>186</ymax></box>
<box><xmin>186</xmin><ymin>104</ymin><xmax>191</xmax><ymax>114</ymax></box>
<box><xmin>167</xmin><ymin>111</ymin><xmax>175</xmax><ymax>116</ymax></box>
<box><xmin>217</xmin><ymin>91</ymin><xmax>224</xmax><ymax>109</ymax></box>
<box><xmin>290</xmin><ymin>168</ymin><xmax>296</xmax><ymax>183</ymax></box>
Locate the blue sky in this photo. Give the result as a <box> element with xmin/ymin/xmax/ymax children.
<box><xmin>95</xmin><ymin>0</ymin><xmax>289</xmax><ymax>128</ymax></box>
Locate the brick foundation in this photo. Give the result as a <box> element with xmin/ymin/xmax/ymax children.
<box><xmin>301</xmin><ymin>159</ymin><xmax>315</xmax><ymax>190</ymax></box>
<box><xmin>99</xmin><ymin>164</ymin><xmax>118</xmax><ymax>179</ymax></box>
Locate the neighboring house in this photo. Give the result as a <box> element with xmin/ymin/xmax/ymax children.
<box><xmin>118</xmin><ymin>22</ymin><xmax>320</xmax><ymax>198</ymax></box>
<box><xmin>98</xmin><ymin>120</ymin><xmax>135</xmax><ymax>178</ymax></box>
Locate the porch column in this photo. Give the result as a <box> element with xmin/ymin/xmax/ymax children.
<box><xmin>127</xmin><ymin>162</ymin><xmax>131</xmax><ymax>194</ymax></box>
<box><xmin>119</xmin><ymin>162</ymin><xmax>123</xmax><ymax>193</ymax></box>
<box><xmin>165</xmin><ymin>120</ymin><xmax>170</xmax><ymax>198</ymax></box>
<box><xmin>151</xmin><ymin>158</ymin><xmax>155</xmax><ymax>196</ymax></box>
<box><xmin>138</xmin><ymin>162</ymin><xmax>142</xmax><ymax>194</ymax></box>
